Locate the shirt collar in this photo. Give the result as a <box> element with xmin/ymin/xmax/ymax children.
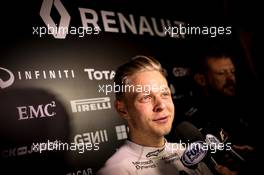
<box><xmin>125</xmin><ymin>139</ymin><xmax>167</xmax><ymax>159</ymax></box>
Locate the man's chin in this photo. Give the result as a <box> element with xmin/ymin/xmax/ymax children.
<box><xmin>154</xmin><ymin>129</ymin><xmax>170</xmax><ymax>137</ymax></box>
<box><xmin>157</xmin><ymin>127</ymin><xmax>172</xmax><ymax>137</ymax></box>
<box><xmin>224</xmin><ymin>89</ymin><xmax>236</xmax><ymax>96</ymax></box>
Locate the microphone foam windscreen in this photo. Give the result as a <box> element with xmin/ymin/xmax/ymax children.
<box><xmin>175</xmin><ymin>121</ymin><xmax>204</xmax><ymax>143</ymax></box>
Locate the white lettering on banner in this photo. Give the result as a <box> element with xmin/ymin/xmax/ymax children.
<box><xmin>71</xmin><ymin>97</ymin><xmax>111</xmax><ymax>113</ymax></box>
<box><xmin>39</xmin><ymin>0</ymin><xmax>185</xmax><ymax>39</ymax></box>
<box><xmin>1</xmin><ymin>144</ymin><xmax>38</xmax><ymax>158</ymax></box>
<box><xmin>172</xmin><ymin>67</ymin><xmax>190</xmax><ymax>77</ymax></box>
<box><xmin>66</xmin><ymin>168</ymin><xmax>93</xmax><ymax>175</ymax></box>
<box><xmin>1</xmin><ymin>68</ymin><xmax>116</xmax><ymax>83</ymax></box>
<box><xmin>74</xmin><ymin>130</ymin><xmax>108</xmax><ymax>144</ymax></box>
<box><xmin>115</xmin><ymin>125</ymin><xmax>129</xmax><ymax>140</ymax></box>
<box><xmin>17</xmin><ymin>101</ymin><xmax>56</xmax><ymax>120</ymax></box>
<box><xmin>79</xmin><ymin>8</ymin><xmax>184</xmax><ymax>38</ymax></box>
<box><xmin>40</xmin><ymin>0</ymin><xmax>71</xmax><ymax>39</ymax></box>
<box><xmin>101</xmin><ymin>11</ymin><xmax>119</xmax><ymax>33</ymax></box>
<box><xmin>17</xmin><ymin>69</ymin><xmax>75</xmax><ymax>80</ymax></box>
<box><xmin>84</xmin><ymin>69</ymin><xmax>115</xmax><ymax>80</ymax></box>
<box><xmin>0</xmin><ymin>67</ymin><xmax>15</xmax><ymax>89</ymax></box>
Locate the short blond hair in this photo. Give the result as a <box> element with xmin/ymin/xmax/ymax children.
<box><xmin>114</xmin><ymin>55</ymin><xmax>165</xmax><ymax>100</ymax></box>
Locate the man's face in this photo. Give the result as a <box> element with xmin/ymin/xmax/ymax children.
<box><xmin>206</xmin><ymin>57</ymin><xmax>236</xmax><ymax>96</ymax></box>
<box><xmin>122</xmin><ymin>70</ymin><xmax>175</xmax><ymax>138</ymax></box>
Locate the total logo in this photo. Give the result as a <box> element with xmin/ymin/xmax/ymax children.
<box><xmin>84</xmin><ymin>68</ymin><xmax>115</xmax><ymax>80</ymax></box>
<box><xmin>0</xmin><ymin>67</ymin><xmax>15</xmax><ymax>89</ymax></box>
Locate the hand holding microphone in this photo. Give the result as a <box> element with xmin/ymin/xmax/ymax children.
<box><xmin>205</xmin><ymin>134</ymin><xmax>245</xmax><ymax>162</ymax></box>
<box><xmin>175</xmin><ymin>121</ymin><xmax>248</xmax><ymax>175</ymax></box>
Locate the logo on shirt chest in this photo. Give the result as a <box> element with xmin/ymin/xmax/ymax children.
<box><xmin>145</xmin><ymin>147</ymin><xmax>165</xmax><ymax>158</ymax></box>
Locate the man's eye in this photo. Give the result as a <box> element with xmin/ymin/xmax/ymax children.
<box><xmin>216</xmin><ymin>71</ymin><xmax>225</xmax><ymax>75</ymax></box>
<box><xmin>143</xmin><ymin>95</ymin><xmax>151</xmax><ymax>100</ymax></box>
<box><xmin>140</xmin><ymin>95</ymin><xmax>151</xmax><ymax>102</ymax></box>
<box><xmin>162</xmin><ymin>92</ymin><xmax>170</xmax><ymax>97</ymax></box>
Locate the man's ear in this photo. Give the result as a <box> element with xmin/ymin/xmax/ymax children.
<box><xmin>115</xmin><ymin>100</ymin><xmax>129</xmax><ymax>119</ymax></box>
<box><xmin>194</xmin><ymin>73</ymin><xmax>207</xmax><ymax>87</ymax></box>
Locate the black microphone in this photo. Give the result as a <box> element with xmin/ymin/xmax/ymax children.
<box><xmin>175</xmin><ymin>121</ymin><xmax>204</xmax><ymax>143</ymax></box>
<box><xmin>175</xmin><ymin>121</ymin><xmax>219</xmax><ymax>169</ymax></box>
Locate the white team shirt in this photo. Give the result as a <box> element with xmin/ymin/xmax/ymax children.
<box><xmin>97</xmin><ymin>140</ymin><xmax>213</xmax><ymax>175</ymax></box>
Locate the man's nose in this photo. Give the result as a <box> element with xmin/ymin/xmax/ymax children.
<box><xmin>226</xmin><ymin>71</ymin><xmax>236</xmax><ymax>81</ymax></box>
<box><xmin>153</xmin><ymin>96</ymin><xmax>166</xmax><ymax>112</ymax></box>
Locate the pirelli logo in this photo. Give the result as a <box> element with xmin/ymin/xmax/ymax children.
<box><xmin>70</xmin><ymin>97</ymin><xmax>111</xmax><ymax>113</ymax></box>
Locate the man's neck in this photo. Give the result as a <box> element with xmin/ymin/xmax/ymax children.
<box><xmin>129</xmin><ymin>132</ymin><xmax>165</xmax><ymax>147</ymax></box>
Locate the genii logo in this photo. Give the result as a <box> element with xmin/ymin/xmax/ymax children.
<box><xmin>0</xmin><ymin>67</ymin><xmax>15</xmax><ymax>89</ymax></box>
<box><xmin>181</xmin><ymin>141</ymin><xmax>207</xmax><ymax>167</ymax></box>
<box><xmin>40</xmin><ymin>0</ymin><xmax>71</xmax><ymax>39</ymax></box>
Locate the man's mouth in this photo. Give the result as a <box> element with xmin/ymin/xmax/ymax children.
<box><xmin>153</xmin><ymin>116</ymin><xmax>169</xmax><ymax>124</ymax></box>
<box><xmin>224</xmin><ymin>85</ymin><xmax>236</xmax><ymax>92</ymax></box>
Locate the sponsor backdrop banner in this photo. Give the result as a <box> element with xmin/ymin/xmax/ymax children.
<box><xmin>0</xmin><ymin>0</ymin><xmax>255</xmax><ymax>174</ymax></box>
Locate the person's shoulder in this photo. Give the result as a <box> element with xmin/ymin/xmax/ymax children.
<box><xmin>97</xmin><ymin>143</ymin><xmax>134</xmax><ymax>175</ymax></box>
<box><xmin>105</xmin><ymin>145</ymin><xmax>131</xmax><ymax>163</ymax></box>
<box><xmin>97</xmin><ymin>162</ymin><xmax>129</xmax><ymax>175</ymax></box>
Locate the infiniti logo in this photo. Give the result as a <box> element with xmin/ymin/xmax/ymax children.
<box><xmin>0</xmin><ymin>67</ymin><xmax>15</xmax><ymax>89</ymax></box>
